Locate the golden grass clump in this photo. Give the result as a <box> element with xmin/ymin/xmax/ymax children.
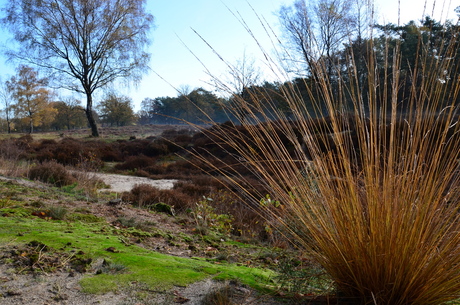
<box><xmin>190</xmin><ymin>4</ymin><xmax>460</xmax><ymax>304</ymax></box>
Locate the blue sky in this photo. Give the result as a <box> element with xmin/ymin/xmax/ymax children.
<box><xmin>0</xmin><ymin>0</ymin><xmax>458</xmax><ymax>110</ymax></box>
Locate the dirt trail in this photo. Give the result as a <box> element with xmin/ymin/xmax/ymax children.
<box><xmin>89</xmin><ymin>172</ymin><xmax>177</xmax><ymax>193</ymax></box>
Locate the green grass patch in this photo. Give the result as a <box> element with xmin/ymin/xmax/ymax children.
<box><xmin>66</xmin><ymin>212</ymin><xmax>105</xmax><ymax>223</ymax></box>
<box><xmin>0</xmin><ymin>215</ymin><xmax>276</xmax><ymax>295</ymax></box>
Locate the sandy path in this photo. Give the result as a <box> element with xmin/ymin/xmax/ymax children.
<box><xmin>89</xmin><ymin>172</ymin><xmax>177</xmax><ymax>192</ymax></box>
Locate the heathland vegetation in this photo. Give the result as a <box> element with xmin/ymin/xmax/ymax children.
<box><xmin>0</xmin><ymin>0</ymin><xmax>460</xmax><ymax>304</ymax></box>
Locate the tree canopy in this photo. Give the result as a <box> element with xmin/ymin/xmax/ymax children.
<box><xmin>7</xmin><ymin>65</ymin><xmax>55</xmax><ymax>133</ymax></box>
<box><xmin>98</xmin><ymin>92</ymin><xmax>136</xmax><ymax>127</ymax></box>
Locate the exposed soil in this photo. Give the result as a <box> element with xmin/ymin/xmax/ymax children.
<box><xmin>91</xmin><ymin>172</ymin><xmax>177</xmax><ymax>193</ymax></box>
<box><xmin>0</xmin><ymin>265</ymin><xmax>281</xmax><ymax>305</ymax></box>
<box><xmin>0</xmin><ymin>174</ymin><xmax>291</xmax><ymax>305</ymax></box>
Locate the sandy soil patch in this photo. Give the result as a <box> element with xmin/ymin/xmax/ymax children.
<box><xmin>88</xmin><ymin>172</ymin><xmax>177</xmax><ymax>193</ymax></box>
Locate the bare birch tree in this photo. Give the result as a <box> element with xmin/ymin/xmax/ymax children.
<box><xmin>1</xmin><ymin>0</ymin><xmax>154</xmax><ymax>137</ymax></box>
<box><xmin>278</xmin><ymin>0</ymin><xmax>360</xmax><ymax>77</ymax></box>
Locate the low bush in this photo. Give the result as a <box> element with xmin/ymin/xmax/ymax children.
<box><xmin>116</xmin><ymin>139</ymin><xmax>151</xmax><ymax>157</ymax></box>
<box><xmin>143</xmin><ymin>164</ymin><xmax>167</xmax><ymax>176</ymax></box>
<box><xmin>29</xmin><ymin>161</ymin><xmax>76</xmax><ymax>187</ymax></box>
<box><xmin>15</xmin><ymin>134</ymin><xmax>34</xmax><ymax>149</ymax></box>
<box><xmin>38</xmin><ymin>139</ymin><xmax>57</xmax><ymax>146</ymax></box>
<box><xmin>33</xmin><ymin>138</ymin><xmax>104</xmax><ymax>170</ymax></box>
<box><xmin>48</xmin><ymin>137</ymin><xmax>83</xmax><ymax>166</ymax></box>
<box><xmin>194</xmin><ymin>188</ymin><xmax>269</xmax><ymax>240</ymax></box>
<box><xmin>145</xmin><ymin>141</ymin><xmax>170</xmax><ymax>156</ymax></box>
<box><xmin>92</xmin><ymin>141</ymin><xmax>123</xmax><ymax>162</ymax></box>
<box><xmin>114</xmin><ymin>155</ymin><xmax>156</xmax><ymax>171</ymax></box>
<box><xmin>122</xmin><ymin>184</ymin><xmax>192</xmax><ymax>212</ymax></box>
<box><xmin>165</xmin><ymin>159</ymin><xmax>203</xmax><ymax>177</ymax></box>
<box><xmin>0</xmin><ymin>138</ymin><xmax>28</xmax><ymax>161</ymax></box>
<box><xmin>173</xmin><ymin>180</ymin><xmax>213</xmax><ymax>198</ymax></box>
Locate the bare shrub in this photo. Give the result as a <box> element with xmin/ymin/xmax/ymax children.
<box><xmin>160</xmin><ymin>127</ymin><xmax>193</xmax><ymax>137</ymax></box>
<box><xmin>0</xmin><ymin>139</ymin><xmax>29</xmax><ymax>176</ymax></box>
<box><xmin>165</xmin><ymin>159</ymin><xmax>203</xmax><ymax>177</ymax></box>
<box><xmin>47</xmin><ymin>137</ymin><xmax>83</xmax><ymax>165</ymax></box>
<box><xmin>209</xmin><ymin>189</ymin><xmax>267</xmax><ymax>240</ymax></box>
<box><xmin>39</xmin><ymin>139</ymin><xmax>57</xmax><ymax>146</ymax></box>
<box><xmin>145</xmin><ymin>141</ymin><xmax>170</xmax><ymax>156</ymax></box>
<box><xmin>116</xmin><ymin>139</ymin><xmax>151</xmax><ymax>156</ymax></box>
<box><xmin>29</xmin><ymin>161</ymin><xmax>76</xmax><ymax>187</ymax></box>
<box><xmin>33</xmin><ymin>137</ymin><xmax>104</xmax><ymax>170</ymax></box>
<box><xmin>143</xmin><ymin>164</ymin><xmax>167</xmax><ymax>176</ymax></box>
<box><xmin>0</xmin><ymin>139</ymin><xmax>23</xmax><ymax>161</ymax></box>
<box><xmin>173</xmin><ymin>180</ymin><xmax>213</xmax><ymax>198</ymax></box>
<box><xmin>92</xmin><ymin>141</ymin><xmax>123</xmax><ymax>162</ymax></box>
<box><xmin>122</xmin><ymin>183</ymin><xmax>192</xmax><ymax>211</ymax></box>
<box><xmin>114</xmin><ymin>155</ymin><xmax>156</xmax><ymax>171</ymax></box>
<box><xmin>172</xmin><ymin>134</ymin><xmax>193</xmax><ymax>146</ymax></box>
<box><xmin>132</xmin><ymin>169</ymin><xmax>151</xmax><ymax>178</ymax></box>
<box><xmin>15</xmin><ymin>134</ymin><xmax>34</xmax><ymax>149</ymax></box>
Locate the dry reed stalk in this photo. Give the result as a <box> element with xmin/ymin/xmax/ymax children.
<box><xmin>187</xmin><ymin>2</ymin><xmax>460</xmax><ymax>304</ymax></box>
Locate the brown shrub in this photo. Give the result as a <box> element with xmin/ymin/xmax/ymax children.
<box><xmin>154</xmin><ymin>138</ymin><xmax>182</xmax><ymax>154</ymax></box>
<box><xmin>39</xmin><ymin>139</ymin><xmax>57</xmax><ymax>146</ymax></box>
<box><xmin>173</xmin><ymin>175</ymin><xmax>224</xmax><ymax>198</ymax></box>
<box><xmin>171</xmin><ymin>134</ymin><xmax>193</xmax><ymax>149</ymax></box>
<box><xmin>160</xmin><ymin>127</ymin><xmax>191</xmax><ymax>137</ymax></box>
<box><xmin>114</xmin><ymin>155</ymin><xmax>156</xmax><ymax>171</ymax></box>
<box><xmin>92</xmin><ymin>141</ymin><xmax>123</xmax><ymax>162</ymax></box>
<box><xmin>165</xmin><ymin>159</ymin><xmax>203</xmax><ymax>177</ymax></box>
<box><xmin>208</xmin><ymin>189</ymin><xmax>267</xmax><ymax>240</ymax></box>
<box><xmin>145</xmin><ymin>141</ymin><xmax>170</xmax><ymax>156</ymax></box>
<box><xmin>133</xmin><ymin>169</ymin><xmax>151</xmax><ymax>178</ymax></box>
<box><xmin>15</xmin><ymin>134</ymin><xmax>34</xmax><ymax>149</ymax></box>
<box><xmin>31</xmin><ymin>138</ymin><xmax>104</xmax><ymax>170</ymax></box>
<box><xmin>116</xmin><ymin>139</ymin><xmax>150</xmax><ymax>157</ymax></box>
<box><xmin>173</xmin><ymin>181</ymin><xmax>212</xmax><ymax>198</ymax></box>
<box><xmin>34</xmin><ymin>147</ymin><xmax>55</xmax><ymax>162</ymax></box>
<box><xmin>122</xmin><ymin>184</ymin><xmax>192</xmax><ymax>211</ymax></box>
<box><xmin>144</xmin><ymin>164</ymin><xmax>167</xmax><ymax>175</ymax></box>
<box><xmin>35</xmin><ymin>137</ymin><xmax>81</xmax><ymax>166</ymax></box>
<box><xmin>29</xmin><ymin>161</ymin><xmax>76</xmax><ymax>187</ymax></box>
<box><xmin>0</xmin><ymin>139</ymin><xmax>27</xmax><ymax>161</ymax></box>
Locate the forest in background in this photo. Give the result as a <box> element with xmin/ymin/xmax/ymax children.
<box><xmin>0</xmin><ymin>15</ymin><xmax>459</xmax><ymax>133</ymax></box>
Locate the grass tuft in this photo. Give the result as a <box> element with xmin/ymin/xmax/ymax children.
<box><xmin>189</xmin><ymin>4</ymin><xmax>460</xmax><ymax>304</ymax></box>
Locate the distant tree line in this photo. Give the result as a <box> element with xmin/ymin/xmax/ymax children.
<box><xmin>0</xmin><ymin>13</ymin><xmax>459</xmax><ymax>133</ymax></box>
<box><xmin>277</xmin><ymin>0</ymin><xmax>460</xmax><ymax>114</ymax></box>
<box><xmin>0</xmin><ymin>0</ymin><xmax>458</xmax><ymax>136</ymax></box>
